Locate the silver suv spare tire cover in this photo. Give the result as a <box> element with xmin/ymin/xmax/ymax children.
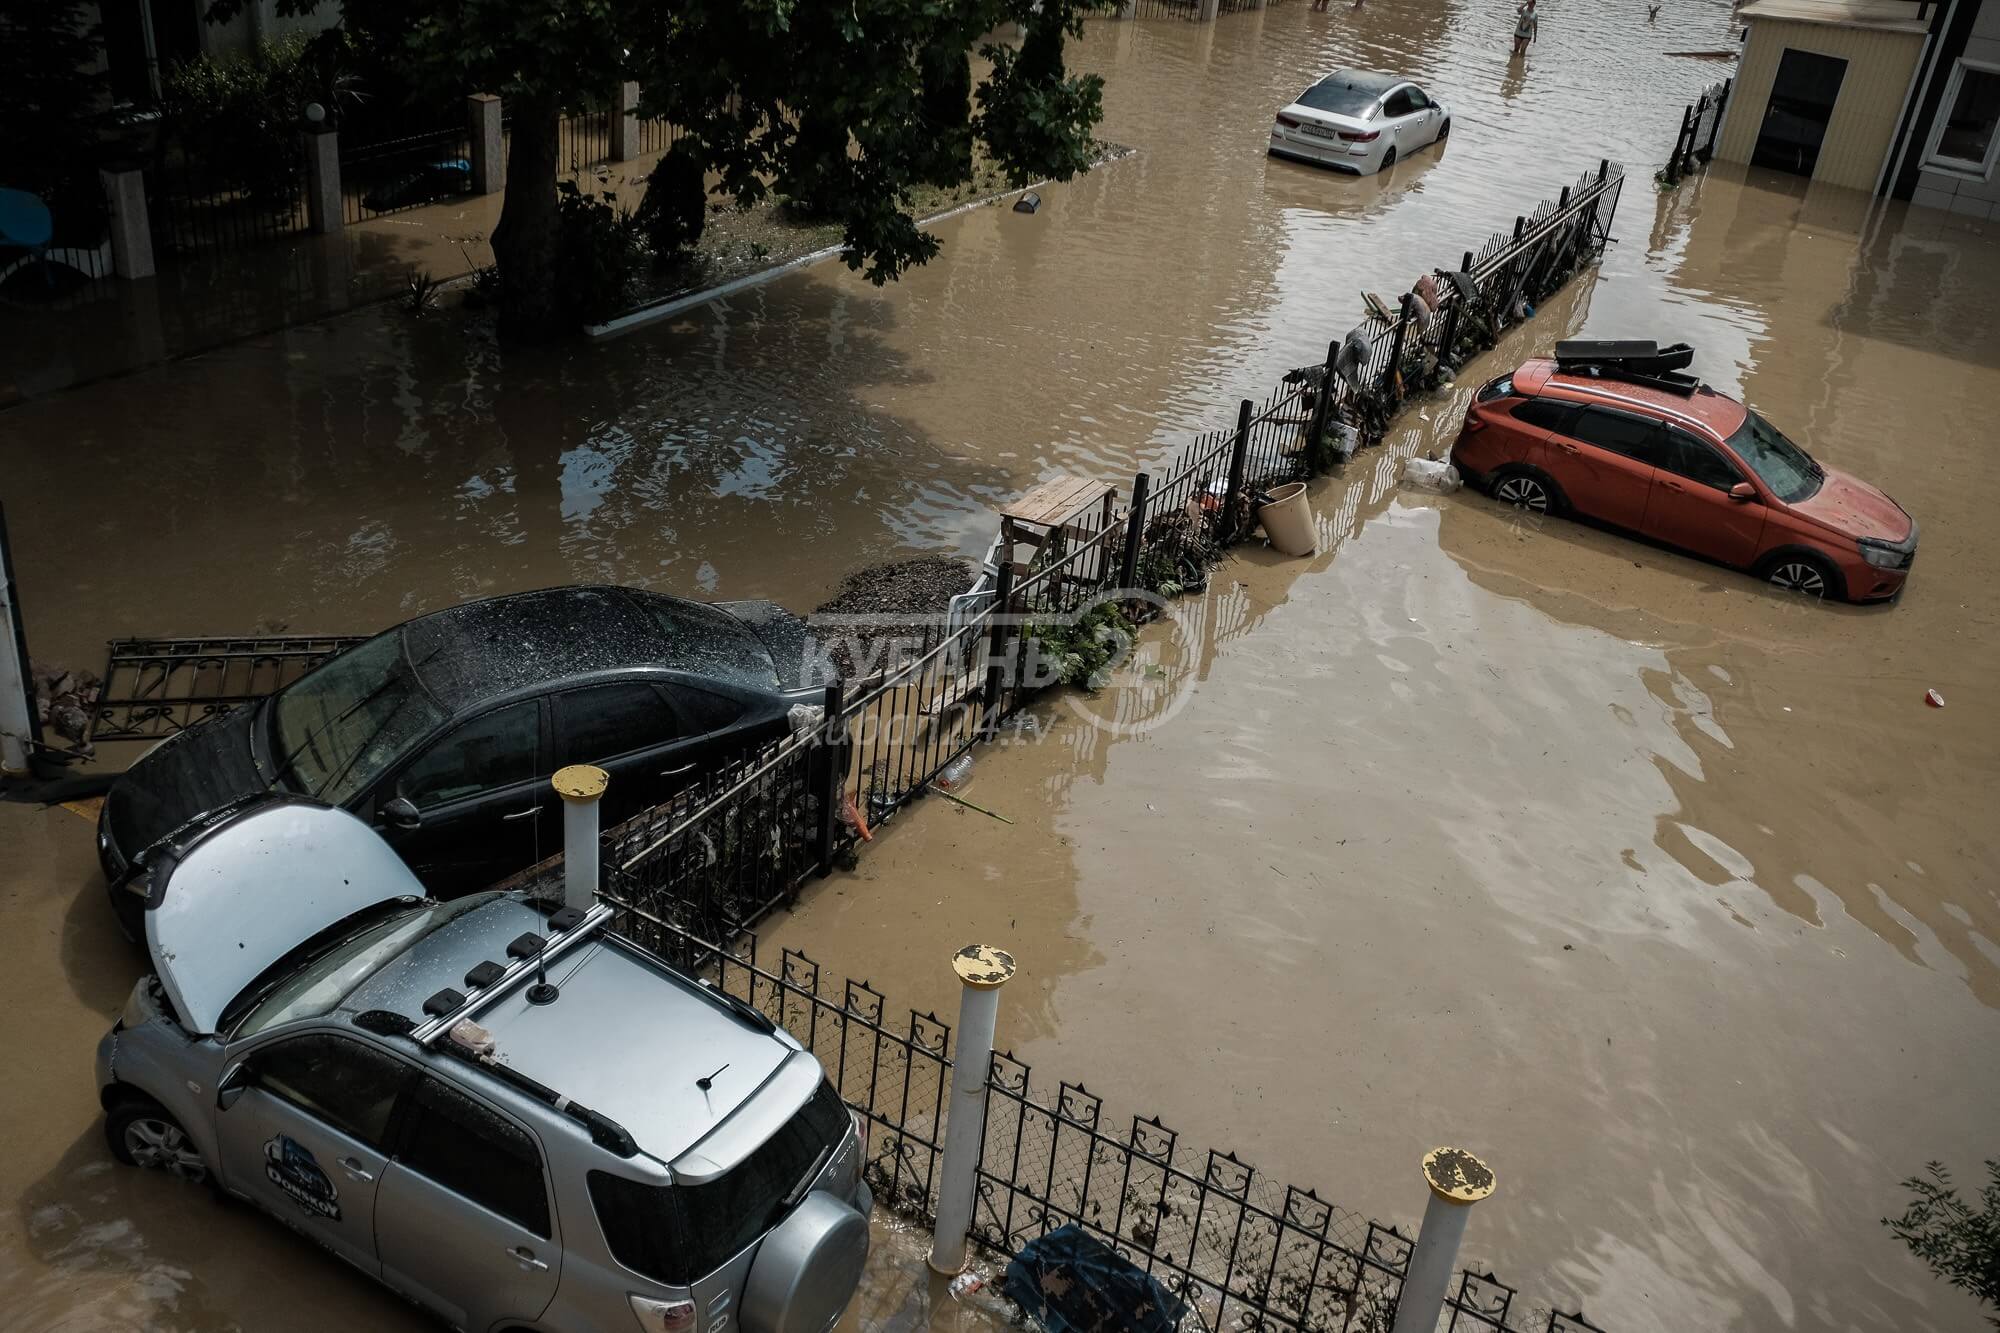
<box><xmin>741</xmin><ymin>1192</ymin><xmax>868</xmax><ymax>1333</ymax></box>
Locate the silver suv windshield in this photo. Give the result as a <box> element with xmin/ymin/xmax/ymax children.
<box><xmin>231</xmin><ymin>893</ymin><xmax>501</xmax><ymax>1039</ymax></box>
<box><xmin>270</xmin><ymin>633</ymin><xmax>444</xmax><ymax>805</ymax></box>
<box><xmin>588</xmin><ymin>1082</ymin><xmax>852</xmax><ymax>1284</ymax></box>
<box><xmin>1727</xmin><ymin>411</ymin><xmax>1822</xmax><ymax>504</ymax></box>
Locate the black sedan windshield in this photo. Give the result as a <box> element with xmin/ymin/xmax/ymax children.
<box><xmin>272</xmin><ymin>634</ymin><xmax>444</xmax><ymax>805</ymax></box>
<box><xmin>1727</xmin><ymin>411</ymin><xmax>1822</xmax><ymax>504</ymax></box>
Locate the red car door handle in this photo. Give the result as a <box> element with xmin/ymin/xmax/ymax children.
<box><xmin>1660</xmin><ymin>479</ymin><xmax>1685</xmax><ymax>493</ymax></box>
<box><xmin>1554</xmin><ymin>441</ymin><xmax>1578</xmax><ymax>454</ymax></box>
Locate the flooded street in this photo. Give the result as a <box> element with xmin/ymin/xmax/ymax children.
<box><xmin>5</xmin><ymin>0</ymin><xmax>1998</xmax><ymax>1330</ymax></box>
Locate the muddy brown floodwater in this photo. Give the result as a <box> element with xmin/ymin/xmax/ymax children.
<box><xmin>4</xmin><ymin>0</ymin><xmax>1997</xmax><ymax>1330</ymax></box>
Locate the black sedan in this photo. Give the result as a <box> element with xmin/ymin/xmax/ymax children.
<box><xmin>97</xmin><ymin>586</ymin><xmax>822</xmax><ymax>937</ymax></box>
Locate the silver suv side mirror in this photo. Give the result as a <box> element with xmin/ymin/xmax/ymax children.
<box><xmin>217</xmin><ymin>1061</ymin><xmax>255</xmax><ymax>1112</ymax></box>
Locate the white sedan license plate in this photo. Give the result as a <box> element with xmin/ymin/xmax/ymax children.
<box><xmin>1300</xmin><ymin>123</ymin><xmax>1337</xmax><ymax>140</ymax></box>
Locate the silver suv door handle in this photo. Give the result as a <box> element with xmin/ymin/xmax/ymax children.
<box><xmin>502</xmin><ymin>807</ymin><xmax>539</xmax><ymax>822</ymax></box>
<box><xmin>337</xmin><ymin>1156</ymin><xmax>374</xmax><ymax>1182</ymax></box>
<box><xmin>507</xmin><ymin>1246</ymin><xmax>550</xmax><ymax>1272</ymax></box>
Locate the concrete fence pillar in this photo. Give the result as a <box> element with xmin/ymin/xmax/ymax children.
<box><xmin>1391</xmin><ymin>1148</ymin><xmax>1497</xmax><ymax>1333</ymax></box>
<box><xmin>610</xmin><ymin>81</ymin><xmax>641</xmax><ymax>161</ymax></box>
<box><xmin>1120</xmin><ymin>0</ymin><xmax>1136</xmax><ymax>16</ymax></box>
<box><xmin>469</xmin><ymin>93</ymin><xmax>504</xmax><ymax>194</ymax></box>
<box><xmin>1197</xmin><ymin>0</ymin><xmax>1219</xmax><ymax>19</ymax></box>
<box><xmin>304</xmin><ymin>128</ymin><xmax>341</xmax><ymax>235</ymax></box>
<box><xmin>555</xmin><ymin>765</ymin><xmax>609</xmax><ymax>911</ymax></box>
<box><xmin>99</xmin><ymin>166</ymin><xmax>154</xmax><ymax>280</ymax></box>
<box><xmin>928</xmin><ymin>945</ymin><xmax>1017</xmax><ymax>1275</ymax></box>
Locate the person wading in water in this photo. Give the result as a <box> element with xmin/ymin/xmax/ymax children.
<box><xmin>1512</xmin><ymin>0</ymin><xmax>1538</xmax><ymax>55</ymax></box>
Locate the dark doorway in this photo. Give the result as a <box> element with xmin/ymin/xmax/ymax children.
<box><xmin>1754</xmin><ymin>48</ymin><xmax>1848</xmax><ymax>177</ymax></box>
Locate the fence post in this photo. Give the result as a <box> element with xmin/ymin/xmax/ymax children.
<box><xmin>469</xmin><ymin>93</ymin><xmax>504</xmax><ymax>194</ymax></box>
<box><xmin>1221</xmin><ymin>399</ymin><xmax>1253</xmax><ymax>544</ymax></box>
<box><xmin>1599</xmin><ymin>158</ymin><xmax>1609</xmax><ymax>182</ymax></box>
<box><xmin>1386</xmin><ymin>295</ymin><xmax>1416</xmax><ymax>404</ymax></box>
<box><xmin>1391</xmin><ymin>1148</ymin><xmax>1497</xmax><ymax>1333</ymax></box>
<box><xmin>1437</xmin><ymin>290</ymin><xmax>1464</xmax><ymax>372</ymax></box>
<box><xmin>813</xmin><ymin>679</ymin><xmax>845</xmax><ymax>876</ymax></box>
<box><xmin>1118</xmin><ymin>472</ymin><xmax>1152</xmax><ymax>593</ymax></box>
<box><xmin>609</xmin><ymin>81</ymin><xmax>640</xmax><ymax>161</ymax></box>
<box><xmin>1511</xmin><ymin>215</ymin><xmax>1525</xmax><ymax>242</ymax></box>
<box><xmin>99</xmin><ymin>166</ymin><xmax>154</xmax><ymax>280</ymax></box>
<box><xmin>1198</xmin><ymin>0</ymin><xmax>1220</xmax><ymax>20</ymax></box>
<box><xmin>554</xmin><ymin>765</ymin><xmax>609</xmax><ymax>912</ymax></box>
<box><xmin>304</xmin><ymin>126</ymin><xmax>342</xmax><ymax>235</ymax></box>
<box><xmin>0</xmin><ymin>506</ymin><xmax>41</xmax><ymax>777</ymax></box>
<box><xmin>1671</xmin><ymin>104</ymin><xmax>1693</xmax><ymax>180</ymax></box>
<box><xmin>1304</xmin><ymin>338</ymin><xmax>1340</xmax><ymax>461</ymax></box>
<box><xmin>1121</xmin><ymin>0</ymin><xmax>1136</xmax><ymax>14</ymax></box>
<box><xmin>1704</xmin><ymin>81</ymin><xmax>1728</xmax><ymax>159</ymax></box>
<box><xmin>981</xmin><ymin>561</ymin><xmax>1016</xmax><ymax>739</ymax></box>
<box><xmin>929</xmin><ymin>945</ymin><xmax>1018</xmax><ymax>1275</ymax></box>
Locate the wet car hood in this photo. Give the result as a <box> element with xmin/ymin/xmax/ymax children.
<box><xmin>105</xmin><ymin>705</ymin><xmax>275</xmax><ymax>868</ymax></box>
<box><xmin>1790</xmin><ymin>468</ymin><xmax>1912</xmax><ymax>543</ymax></box>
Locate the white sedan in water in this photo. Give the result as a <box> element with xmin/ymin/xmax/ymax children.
<box><xmin>1268</xmin><ymin>69</ymin><xmax>1450</xmax><ymax>175</ymax></box>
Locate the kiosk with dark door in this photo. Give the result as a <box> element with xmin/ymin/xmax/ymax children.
<box><xmin>1754</xmin><ymin>48</ymin><xmax>1848</xmax><ymax>177</ymax></box>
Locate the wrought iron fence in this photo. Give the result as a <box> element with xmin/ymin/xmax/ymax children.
<box><xmin>560</xmin><ymin>108</ymin><xmax>614</xmax><ymax>174</ymax></box>
<box><xmin>636</xmin><ymin>116</ymin><xmax>683</xmax><ymax>157</ymax></box>
<box><xmin>341</xmin><ymin>124</ymin><xmax>475</xmax><ymax>224</ymax></box>
<box><xmin>145</xmin><ymin>137</ymin><xmax>313</xmax><ymax>258</ymax></box>
<box><xmin>593</xmin><ymin>897</ymin><xmax>952</xmax><ymax>1221</ymax></box>
<box><xmin>1661</xmin><ymin>79</ymin><xmax>1729</xmax><ymax>186</ymax></box>
<box><xmin>87</xmin><ymin>634</ymin><xmax>365</xmax><ymax>744</ymax></box>
<box><xmin>601</xmin><ymin>726</ymin><xmax>839</xmax><ymax>952</ymax></box>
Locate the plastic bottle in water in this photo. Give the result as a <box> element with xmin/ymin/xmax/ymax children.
<box><xmin>948</xmin><ymin>1272</ymin><xmax>985</xmax><ymax>1302</ymax></box>
<box><xmin>936</xmin><ymin>753</ymin><xmax>974</xmax><ymax>791</ymax></box>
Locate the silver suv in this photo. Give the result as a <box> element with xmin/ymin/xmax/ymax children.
<box><xmin>96</xmin><ymin>799</ymin><xmax>872</xmax><ymax>1333</ymax></box>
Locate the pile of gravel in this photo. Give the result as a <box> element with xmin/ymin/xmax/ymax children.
<box><xmin>809</xmin><ymin>556</ymin><xmax>975</xmax><ymax>681</ymax></box>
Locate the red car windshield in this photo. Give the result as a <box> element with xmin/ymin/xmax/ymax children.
<box><xmin>1727</xmin><ymin>411</ymin><xmax>1823</xmax><ymax>505</ymax></box>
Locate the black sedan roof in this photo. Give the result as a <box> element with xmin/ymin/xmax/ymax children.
<box><xmin>399</xmin><ymin>586</ymin><xmax>781</xmax><ymax>714</ymax></box>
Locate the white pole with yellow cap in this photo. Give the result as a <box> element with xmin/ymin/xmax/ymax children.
<box><xmin>1392</xmin><ymin>1147</ymin><xmax>1497</xmax><ymax>1333</ymax></box>
<box><xmin>552</xmin><ymin>764</ymin><xmax>609</xmax><ymax>912</ymax></box>
<box><xmin>927</xmin><ymin>944</ymin><xmax>1017</xmax><ymax>1275</ymax></box>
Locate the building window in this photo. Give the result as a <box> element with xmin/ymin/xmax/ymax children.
<box><xmin>1923</xmin><ymin>60</ymin><xmax>2000</xmax><ymax>177</ymax></box>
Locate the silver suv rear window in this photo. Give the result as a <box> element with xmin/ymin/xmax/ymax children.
<box><xmin>590</xmin><ymin>1082</ymin><xmax>850</xmax><ymax>1284</ymax></box>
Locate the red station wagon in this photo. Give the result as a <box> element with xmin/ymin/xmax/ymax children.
<box><xmin>1450</xmin><ymin>342</ymin><xmax>1918</xmax><ymax>602</ymax></box>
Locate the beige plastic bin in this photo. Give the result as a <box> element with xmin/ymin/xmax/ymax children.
<box><xmin>1257</xmin><ymin>482</ymin><xmax>1317</xmax><ymax>556</ymax></box>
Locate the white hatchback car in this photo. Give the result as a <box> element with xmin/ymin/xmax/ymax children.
<box><xmin>1269</xmin><ymin>69</ymin><xmax>1450</xmax><ymax>175</ymax></box>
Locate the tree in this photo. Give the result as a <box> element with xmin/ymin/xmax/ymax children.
<box><xmin>0</xmin><ymin>1</ymin><xmax>107</xmax><ymax>235</ymax></box>
<box><xmin>1883</xmin><ymin>1159</ymin><xmax>2000</xmax><ymax>1327</ymax></box>
<box><xmin>211</xmin><ymin>0</ymin><xmax>1112</xmax><ymax>342</ymax></box>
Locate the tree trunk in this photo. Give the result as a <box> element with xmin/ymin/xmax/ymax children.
<box><xmin>492</xmin><ymin>95</ymin><xmax>564</xmax><ymax>342</ymax></box>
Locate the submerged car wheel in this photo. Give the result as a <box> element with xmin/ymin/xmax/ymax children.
<box><xmin>1764</xmin><ymin>555</ymin><xmax>1833</xmax><ymax>598</ymax></box>
<box><xmin>1438</xmin><ymin>118</ymin><xmax>1451</xmax><ymax>140</ymax></box>
<box><xmin>106</xmin><ymin>1097</ymin><xmax>208</xmax><ymax>1183</ymax></box>
<box><xmin>1382</xmin><ymin>147</ymin><xmax>1398</xmax><ymax>168</ymax></box>
<box><xmin>1492</xmin><ymin>470</ymin><xmax>1554</xmax><ymax>515</ymax></box>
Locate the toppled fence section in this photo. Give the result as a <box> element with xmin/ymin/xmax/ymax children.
<box><xmin>1659</xmin><ymin>78</ymin><xmax>1729</xmax><ymax>186</ymax></box>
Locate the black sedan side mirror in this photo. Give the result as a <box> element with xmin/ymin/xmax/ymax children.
<box><xmin>380</xmin><ymin>796</ymin><xmax>422</xmax><ymax>831</ymax></box>
<box><xmin>1728</xmin><ymin>482</ymin><xmax>1757</xmax><ymax>503</ymax></box>
<box><xmin>217</xmin><ymin>1061</ymin><xmax>255</xmax><ymax>1111</ymax></box>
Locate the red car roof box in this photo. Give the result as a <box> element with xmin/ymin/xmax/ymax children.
<box><xmin>1554</xmin><ymin>340</ymin><xmax>1695</xmax><ymax>374</ymax></box>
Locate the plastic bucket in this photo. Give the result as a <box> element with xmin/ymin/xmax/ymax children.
<box><xmin>1257</xmin><ymin>482</ymin><xmax>1317</xmax><ymax>556</ymax></box>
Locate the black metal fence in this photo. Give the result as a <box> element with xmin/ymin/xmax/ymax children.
<box><xmin>614</xmin><ymin>160</ymin><xmax>1624</xmax><ymax>915</ymax></box>
<box><xmin>1660</xmin><ymin>78</ymin><xmax>1729</xmax><ymax>186</ymax></box>
<box><xmin>594</xmin><ymin>869</ymin><xmax>1611</xmax><ymax>1331</ymax></box>
<box><xmin>87</xmin><ymin>635</ymin><xmax>366</xmax><ymax>744</ymax></box>
<box><xmin>341</xmin><ymin>124</ymin><xmax>475</xmax><ymax>224</ymax></box>
<box><xmin>144</xmin><ymin>137</ymin><xmax>313</xmax><ymax>258</ymax></box>
<box><xmin>560</xmin><ymin>108</ymin><xmax>614</xmax><ymax>174</ymax></box>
